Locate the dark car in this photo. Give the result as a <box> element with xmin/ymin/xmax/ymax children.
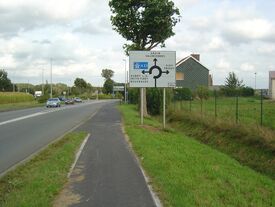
<box><xmin>65</xmin><ymin>98</ymin><xmax>75</xmax><ymax>105</ymax></box>
<box><xmin>46</xmin><ymin>98</ymin><xmax>61</xmax><ymax>107</ymax></box>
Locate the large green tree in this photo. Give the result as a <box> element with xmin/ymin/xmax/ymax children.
<box><xmin>109</xmin><ymin>0</ymin><xmax>180</xmax><ymax>115</ymax></box>
<box><xmin>109</xmin><ymin>0</ymin><xmax>180</xmax><ymax>53</ymax></box>
<box><xmin>101</xmin><ymin>69</ymin><xmax>114</xmax><ymax>80</ymax></box>
<box><xmin>103</xmin><ymin>78</ymin><xmax>114</xmax><ymax>94</ymax></box>
<box><xmin>0</xmin><ymin>69</ymin><xmax>13</xmax><ymax>91</ymax></box>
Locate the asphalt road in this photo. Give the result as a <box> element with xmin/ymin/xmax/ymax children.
<box><xmin>0</xmin><ymin>100</ymin><xmax>114</xmax><ymax>175</ymax></box>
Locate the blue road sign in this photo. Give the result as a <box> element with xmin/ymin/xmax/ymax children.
<box><xmin>134</xmin><ymin>62</ymin><xmax>148</xmax><ymax>70</ymax></box>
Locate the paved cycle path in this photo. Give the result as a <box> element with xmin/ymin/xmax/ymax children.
<box><xmin>55</xmin><ymin>102</ymin><xmax>157</xmax><ymax>207</ymax></box>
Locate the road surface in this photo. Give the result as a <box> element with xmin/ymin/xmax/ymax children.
<box><xmin>0</xmin><ymin>100</ymin><xmax>113</xmax><ymax>175</ymax></box>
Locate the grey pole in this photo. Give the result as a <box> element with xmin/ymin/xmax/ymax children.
<box><xmin>141</xmin><ymin>88</ymin><xmax>144</xmax><ymax>125</ymax></box>
<box><xmin>254</xmin><ymin>72</ymin><xmax>257</xmax><ymax>90</ymax></box>
<box><xmin>123</xmin><ymin>59</ymin><xmax>127</xmax><ymax>103</ymax></box>
<box><xmin>50</xmin><ymin>58</ymin><xmax>52</xmax><ymax>98</ymax></box>
<box><xmin>42</xmin><ymin>68</ymin><xmax>44</xmax><ymax>95</ymax></box>
<box><xmin>163</xmin><ymin>88</ymin><xmax>166</xmax><ymax>129</ymax></box>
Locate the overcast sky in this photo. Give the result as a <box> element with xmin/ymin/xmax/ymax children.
<box><xmin>1</xmin><ymin>0</ymin><xmax>274</xmax><ymax>88</ymax></box>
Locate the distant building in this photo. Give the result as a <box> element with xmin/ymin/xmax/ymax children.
<box><xmin>176</xmin><ymin>54</ymin><xmax>210</xmax><ymax>91</ymax></box>
<box><xmin>269</xmin><ymin>71</ymin><xmax>275</xmax><ymax>99</ymax></box>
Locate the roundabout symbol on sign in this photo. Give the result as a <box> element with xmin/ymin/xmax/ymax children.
<box><xmin>142</xmin><ymin>58</ymin><xmax>169</xmax><ymax>87</ymax></box>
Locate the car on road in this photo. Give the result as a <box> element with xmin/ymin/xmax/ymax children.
<box><xmin>46</xmin><ymin>98</ymin><xmax>61</xmax><ymax>108</ymax></box>
<box><xmin>74</xmin><ymin>97</ymin><xmax>82</xmax><ymax>103</ymax></box>
<box><xmin>65</xmin><ymin>98</ymin><xmax>75</xmax><ymax>105</ymax></box>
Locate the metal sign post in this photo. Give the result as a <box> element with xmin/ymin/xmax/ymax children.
<box><xmin>141</xmin><ymin>88</ymin><xmax>144</xmax><ymax>125</ymax></box>
<box><xmin>163</xmin><ymin>88</ymin><xmax>166</xmax><ymax>129</ymax></box>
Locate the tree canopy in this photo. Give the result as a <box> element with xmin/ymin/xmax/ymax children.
<box><xmin>225</xmin><ymin>72</ymin><xmax>244</xmax><ymax>89</ymax></box>
<box><xmin>222</xmin><ymin>72</ymin><xmax>245</xmax><ymax>96</ymax></box>
<box><xmin>109</xmin><ymin>0</ymin><xmax>180</xmax><ymax>54</ymax></box>
<box><xmin>0</xmin><ymin>69</ymin><xmax>13</xmax><ymax>91</ymax></box>
<box><xmin>101</xmin><ymin>69</ymin><xmax>114</xmax><ymax>80</ymax></box>
<box><xmin>74</xmin><ymin>78</ymin><xmax>88</xmax><ymax>89</ymax></box>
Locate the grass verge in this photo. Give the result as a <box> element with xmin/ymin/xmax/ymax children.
<box><xmin>0</xmin><ymin>132</ymin><xmax>87</xmax><ymax>207</ymax></box>
<box><xmin>167</xmin><ymin>108</ymin><xmax>275</xmax><ymax>179</ymax></box>
<box><xmin>118</xmin><ymin>104</ymin><xmax>275</xmax><ymax>207</ymax></box>
<box><xmin>0</xmin><ymin>101</ymin><xmax>43</xmax><ymax>112</ymax></box>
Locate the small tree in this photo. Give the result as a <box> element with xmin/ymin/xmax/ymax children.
<box><xmin>196</xmin><ymin>86</ymin><xmax>209</xmax><ymax>115</ymax></box>
<box><xmin>222</xmin><ymin>72</ymin><xmax>244</xmax><ymax>96</ymax></box>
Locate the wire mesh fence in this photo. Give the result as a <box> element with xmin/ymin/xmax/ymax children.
<box><xmin>170</xmin><ymin>90</ymin><xmax>275</xmax><ymax>130</ymax></box>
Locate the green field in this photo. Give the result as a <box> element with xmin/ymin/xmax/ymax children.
<box><xmin>119</xmin><ymin>104</ymin><xmax>275</xmax><ymax>207</ymax></box>
<box><xmin>172</xmin><ymin>97</ymin><xmax>275</xmax><ymax>130</ymax></box>
<box><xmin>0</xmin><ymin>92</ymin><xmax>34</xmax><ymax>104</ymax></box>
<box><xmin>0</xmin><ymin>132</ymin><xmax>87</xmax><ymax>207</ymax></box>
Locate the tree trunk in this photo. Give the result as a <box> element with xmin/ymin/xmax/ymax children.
<box><xmin>140</xmin><ymin>88</ymin><xmax>148</xmax><ymax>117</ymax></box>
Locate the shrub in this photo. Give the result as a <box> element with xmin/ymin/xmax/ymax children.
<box><xmin>128</xmin><ymin>88</ymin><xmax>139</xmax><ymax>104</ymax></box>
<box><xmin>241</xmin><ymin>87</ymin><xmax>254</xmax><ymax>96</ymax></box>
<box><xmin>37</xmin><ymin>94</ymin><xmax>50</xmax><ymax>103</ymax></box>
<box><xmin>173</xmin><ymin>88</ymin><xmax>192</xmax><ymax>101</ymax></box>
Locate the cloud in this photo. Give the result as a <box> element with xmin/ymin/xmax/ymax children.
<box><xmin>240</xmin><ymin>63</ymin><xmax>255</xmax><ymax>72</ymax></box>
<box><xmin>0</xmin><ymin>0</ymin><xmax>92</xmax><ymax>38</ymax></box>
<box><xmin>215</xmin><ymin>58</ymin><xmax>231</xmax><ymax>72</ymax></box>
<box><xmin>204</xmin><ymin>36</ymin><xmax>226</xmax><ymax>52</ymax></box>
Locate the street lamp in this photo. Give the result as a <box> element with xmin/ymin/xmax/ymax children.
<box><xmin>254</xmin><ymin>72</ymin><xmax>257</xmax><ymax>90</ymax></box>
<box><xmin>50</xmin><ymin>58</ymin><xmax>53</xmax><ymax>98</ymax></box>
<box><xmin>123</xmin><ymin>59</ymin><xmax>127</xmax><ymax>103</ymax></box>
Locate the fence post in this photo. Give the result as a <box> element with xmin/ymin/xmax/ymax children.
<box><xmin>236</xmin><ymin>95</ymin><xmax>239</xmax><ymax>124</ymax></box>
<box><xmin>260</xmin><ymin>89</ymin><xmax>263</xmax><ymax>126</ymax></box>
<box><xmin>189</xmin><ymin>97</ymin><xmax>192</xmax><ymax>112</ymax></box>
<box><xmin>214</xmin><ymin>90</ymin><xmax>217</xmax><ymax>119</ymax></box>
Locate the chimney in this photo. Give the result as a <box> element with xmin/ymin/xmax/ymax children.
<box><xmin>191</xmin><ymin>54</ymin><xmax>200</xmax><ymax>61</ymax></box>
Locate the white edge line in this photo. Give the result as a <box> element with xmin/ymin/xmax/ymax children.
<box><xmin>68</xmin><ymin>133</ymin><xmax>90</xmax><ymax>178</ymax></box>
<box><xmin>121</xmin><ymin>124</ymin><xmax>163</xmax><ymax>207</ymax></box>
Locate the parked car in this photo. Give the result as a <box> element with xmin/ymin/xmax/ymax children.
<box><xmin>58</xmin><ymin>96</ymin><xmax>66</xmax><ymax>101</ymax></box>
<box><xmin>65</xmin><ymin>98</ymin><xmax>75</xmax><ymax>105</ymax></box>
<box><xmin>46</xmin><ymin>98</ymin><xmax>61</xmax><ymax>107</ymax></box>
<box><xmin>74</xmin><ymin>97</ymin><xmax>82</xmax><ymax>103</ymax></box>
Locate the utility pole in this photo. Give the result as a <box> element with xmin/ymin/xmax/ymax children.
<box><xmin>123</xmin><ymin>59</ymin><xmax>127</xmax><ymax>103</ymax></box>
<box><xmin>254</xmin><ymin>72</ymin><xmax>257</xmax><ymax>90</ymax></box>
<box><xmin>42</xmin><ymin>68</ymin><xmax>44</xmax><ymax>95</ymax></box>
<box><xmin>50</xmin><ymin>58</ymin><xmax>53</xmax><ymax>98</ymax></box>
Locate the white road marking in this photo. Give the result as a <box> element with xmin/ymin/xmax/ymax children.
<box><xmin>0</xmin><ymin>100</ymin><xmax>109</xmax><ymax>127</ymax></box>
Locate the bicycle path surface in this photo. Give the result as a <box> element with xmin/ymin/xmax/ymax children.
<box><xmin>54</xmin><ymin>102</ymin><xmax>157</xmax><ymax>207</ymax></box>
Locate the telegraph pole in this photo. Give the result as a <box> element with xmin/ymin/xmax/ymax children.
<box><xmin>50</xmin><ymin>58</ymin><xmax>53</xmax><ymax>98</ymax></box>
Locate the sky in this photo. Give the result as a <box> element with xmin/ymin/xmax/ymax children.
<box><xmin>0</xmin><ymin>0</ymin><xmax>274</xmax><ymax>88</ymax></box>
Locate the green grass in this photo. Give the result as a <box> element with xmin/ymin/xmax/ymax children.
<box><xmin>0</xmin><ymin>101</ymin><xmax>43</xmax><ymax>112</ymax></box>
<box><xmin>0</xmin><ymin>92</ymin><xmax>34</xmax><ymax>104</ymax></box>
<box><xmin>0</xmin><ymin>132</ymin><xmax>87</xmax><ymax>207</ymax></box>
<box><xmin>173</xmin><ymin>97</ymin><xmax>275</xmax><ymax>130</ymax></box>
<box><xmin>119</xmin><ymin>104</ymin><xmax>275</xmax><ymax>207</ymax></box>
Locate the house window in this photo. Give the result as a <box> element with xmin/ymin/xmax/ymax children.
<box><xmin>176</xmin><ymin>72</ymin><xmax>184</xmax><ymax>80</ymax></box>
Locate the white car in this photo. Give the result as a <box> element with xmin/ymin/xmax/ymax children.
<box><xmin>46</xmin><ymin>98</ymin><xmax>61</xmax><ymax>107</ymax></box>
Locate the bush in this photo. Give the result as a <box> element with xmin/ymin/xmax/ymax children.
<box><xmin>37</xmin><ymin>95</ymin><xmax>50</xmax><ymax>103</ymax></box>
<box><xmin>128</xmin><ymin>88</ymin><xmax>139</xmax><ymax>104</ymax></box>
<box><xmin>241</xmin><ymin>87</ymin><xmax>254</xmax><ymax>96</ymax></box>
<box><xmin>146</xmin><ymin>88</ymin><xmax>162</xmax><ymax>115</ymax></box>
<box><xmin>173</xmin><ymin>88</ymin><xmax>192</xmax><ymax>101</ymax></box>
<box><xmin>98</xmin><ymin>94</ymin><xmax>113</xmax><ymax>99</ymax></box>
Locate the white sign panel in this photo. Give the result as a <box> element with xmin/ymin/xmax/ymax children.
<box><xmin>129</xmin><ymin>51</ymin><xmax>176</xmax><ymax>88</ymax></box>
<box><xmin>113</xmin><ymin>86</ymin><xmax>124</xmax><ymax>92</ymax></box>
